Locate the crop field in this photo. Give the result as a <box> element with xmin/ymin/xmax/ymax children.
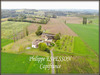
<box><xmin>1</xmin><ymin>52</ymin><xmax>51</xmax><ymax>74</ymax></box>
<box><xmin>59</xmin><ymin>16</ymin><xmax>83</xmax><ymax>24</ymax></box>
<box><xmin>27</xmin><ymin>17</ymin><xmax>77</xmax><ymax>36</ymax></box>
<box><xmin>53</xmin><ymin>37</ymin><xmax>99</xmax><ymax>73</ymax></box>
<box><xmin>1</xmin><ymin>39</ymin><xmax>14</xmax><ymax>47</ymax></box>
<box><xmin>67</xmin><ymin>23</ymin><xmax>99</xmax><ymax>55</ymax></box>
<box><xmin>54</xmin><ymin>35</ymin><xmax>74</xmax><ymax>53</ymax></box>
<box><xmin>1</xmin><ymin>21</ymin><xmax>31</xmax><ymax>39</ymax></box>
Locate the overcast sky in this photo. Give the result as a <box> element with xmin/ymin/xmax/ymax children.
<box><xmin>1</xmin><ymin>1</ymin><xmax>99</xmax><ymax>10</ymax></box>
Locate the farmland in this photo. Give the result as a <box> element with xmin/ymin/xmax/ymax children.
<box><xmin>1</xmin><ymin>39</ymin><xmax>14</xmax><ymax>47</ymax></box>
<box><xmin>1</xmin><ymin>52</ymin><xmax>51</xmax><ymax>74</ymax></box>
<box><xmin>1</xmin><ymin>8</ymin><xmax>99</xmax><ymax>74</ymax></box>
<box><xmin>54</xmin><ymin>35</ymin><xmax>74</xmax><ymax>53</ymax></box>
<box><xmin>28</xmin><ymin>17</ymin><xmax>78</xmax><ymax>36</ymax></box>
<box><xmin>66</xmin><ymin>23</ymin><xmax>99</xmax><ymax>54</ymax></box>
<box><xmin>1</xmin><ymin>21</ymin><xmax>31</xmax><ymax>39</ymax></box>
<box><xmin>53</xmin><ymin>37</ymin><xmax>99</xmax><ymax>73</ymax></box>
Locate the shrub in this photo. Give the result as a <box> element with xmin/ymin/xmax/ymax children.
<box><xmin>38</xmin><ymin>43</ymin><xmax>47</xmax><ymax>51</ymax></box>
<box><xmin>54</xmin><ymin>33</ymin><xmax>60</xmax><ymax>42</ymax></box>
<box><xmin>50</xmin><ymin>42</ymin><xmax>55</xmax><ymax>46</ymax></box>
<box><xmin>55</xmin><ymin>40</ymin><xmax>61</xmax><ymax>49</ymax></box>
<box><xmin>35</xmin><ymin>30</ymin><xmax>42</xmax><ymax>36</ymax></box>
<box><xmin>45</xmin><ymin>48</ymin><xmax>50</xmax><ymax>53</ymax></box>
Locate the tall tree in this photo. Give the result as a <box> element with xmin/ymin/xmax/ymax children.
<box><xmin>26</xmin><ymin>27</ymin><xmax>28</xmax><ymax>36</ymax></box>
<box><xmin>83</xmin><ymin>17</ymin><xmax>87</xmax><ymax>25</ymax></box>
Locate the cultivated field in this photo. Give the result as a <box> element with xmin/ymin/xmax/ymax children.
<box><xmin>1</xmin><ymin>21</ymin><xmax>31</xmax><ymax>39</ymax></box>
<box><xmin>27</xmin><ymin>17</ymin><xmax>78</xmax><ymax>36</ymax></box>
<box><xmin>1</xmin><ymin>15</ymin><xmax>99</xmax><ymax>74</ymax></box>
<box><xmin>67</xmin><ymin>23</ymin><xmax>99</xmax><ymax>55</ymax></box>
<box><xmin>53</xmin><ymin>37</ymin><xmax>99</xmax><ymax>73</ymax></box>
<box><xmin>58</xmin><ymin>16</ymin><xmax>83</xmax><ymax>24</ymax></box>
<box><xmin>54</xmin><ymin>35</ymin><xmax>74</xmax><ymax>53</ymax></box>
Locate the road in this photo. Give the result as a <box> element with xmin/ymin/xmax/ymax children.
<box><xmin>50</xmin><ymin>49</ymin><xmax>55</xmax><ymax>74</ymax></box>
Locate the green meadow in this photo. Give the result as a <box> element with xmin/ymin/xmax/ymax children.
<box><xmin>1</xmin><ymin>52</ymin><xmax>51</xmax><ymax>74</ymax></box>
<box><xmin>1</xmin><ymin>39</ymin><xmax>14</xmax><ymax>47</ymax></box>
<box><xmin>67</xmin><ymin>23</ymin><xmax>99</xmax><ymax>55</ymax></box>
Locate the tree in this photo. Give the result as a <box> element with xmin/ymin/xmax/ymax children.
<box><xmin>26</xmin><ymin>27</ymin><xmax>28</xmax><ymax>36</ymax></box>
<box><xmin>35</xmin><ymin>25</ymin><xmax>43</xmax><ymax>36</ymax></box>
<box><xmin>38</xmin><ymin>43</ymin><xmax>47</xmax><ymax>51</ymax></box>
<box><xmin>35</xmin><ymin>30</ymin><xmax>42</xmax><ymax>36</ymax></box>
<box><xmin>52</xmin><ymin>14</ymin><xmax>57</xmax><ymax>18</ymax></box>
<box><xmin>54</xmin><ymin>33</ymin><xmax>60</xmax><ymax>42</ymax></box>
<box><xmin>55</xmin><ymin>40</ymin><xmax>61</xmax><ymax>49</ymax></box>
<box><xmin>38</xmin><ymin>25</ymin><xmax>42</xmax><ymax>31</ymax></box>
<box><xmin>83</xmin><ymin>17</ymin><xmax>87</xmax><ymax>25</ymax></box>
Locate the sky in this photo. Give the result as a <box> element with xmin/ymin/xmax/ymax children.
<box><xmin>1</xmin><ymin>1</ymin><xmax>99</xmax><ymax>10</ymax></box>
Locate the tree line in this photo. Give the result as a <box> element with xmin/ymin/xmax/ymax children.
<box><xmin>8</xmin><ymin>18</ymin><xmax>50</xmax><ymax>24</ymax></box>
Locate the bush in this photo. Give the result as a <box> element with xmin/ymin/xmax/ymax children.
<box><xmin>38</xmin><ymin>43</ymin><xmax>47</xmax><ymax>51</ymax></box>
<box><xmin>50</xmin><ymin>42</ymin><xmax>55</xmax><ymax>46</ymax></box>
<box><xmin>35</xmin><ymin>30</ymin><xmax>43</xmax><ymax>36</ymax></box>
<box><xmin>55</xmin><ymin>40</ymin><xmax>61</xmax><ymax>49</ymax></box>
<box><xmin>54</xmin><ymin>33</ymin><xmax>60</xmax><ymax>42</ymax></box>
<box><xmin>45</xmin><ymin>48</ymin><xmax>50</xmax><ymax>53</ymax></box>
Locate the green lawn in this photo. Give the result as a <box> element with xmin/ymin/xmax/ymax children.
<box><xmin>1</xmin><ymin>21</ymin><xmax>31</xmax><ymax>39</ymax></box>
<box><xmin>1</xmin><ymin>39</ymin><xmax>14</xmax><ymax>47</ymax></box>
<box><xmin>1</xmin><ymin>52</ymin><xmax>51</xmax><ymax>74</ymax></box>
<box><xmin>67</xmin><ymin>23</ymin><xmax>99</xmax><ymax>55</ymax></box>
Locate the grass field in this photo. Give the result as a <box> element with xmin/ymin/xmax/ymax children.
<box><xmin>1</xmin><ymin>39</ymin><xmax>14</xmax><ymax>47</ymax></box>
<box><xmin>1</xmin><ymin>52</ymin><xmax>51</xmax><ymax>74</ymax></box>
<box><xmin>53</xmin><ymin>37</ymin><xmax>99</xmax><ymax>73</ymax></box>
<box><xmin>1</xmin><ymin>21</ymin><xmax>31</xmax><ymax>39</ymax></box>
<box><xmin>67</xmin><ymin>23</ymin><xmax>99</xmax><ymax>55</ymax></box>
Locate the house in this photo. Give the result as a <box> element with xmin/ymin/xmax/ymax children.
<box><xmin>32</xmin><ymin>33</ymin><xmax>55</xmax><ymax>48</ymax></box>
<box><xmin>44</xmin><ymin>41</ymin><xmax>51</xmax><ymax>46</ymax></box>
<box><xmin>41</xmin><ymin>33</ymin><xmax>55</xmax><ymax>42</ymax></box>
<box><xmin>32</xmin><ymin>39</ymin><xmax>44</xmax><ymax>48</ymax></box>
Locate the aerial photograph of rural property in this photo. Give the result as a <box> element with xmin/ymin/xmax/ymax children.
<box><xmin>1</xmin><ymin>1</ymin><xmax>99</xmax><ymax>74</ymax></box>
